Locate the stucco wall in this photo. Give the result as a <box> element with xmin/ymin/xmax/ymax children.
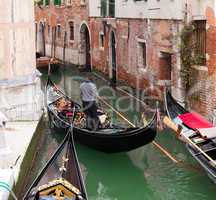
<box><xmin>89</xmin><ymin>0</ymin><xmax>184</xmax><ymax>20</ymax></box>
<box><xmin>0</xmin><ymin>0</ymin><xmax>36</xmax><ymax>80</ymax></box>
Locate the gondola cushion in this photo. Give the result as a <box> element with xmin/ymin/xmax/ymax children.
<box><xmin>178</xmin><ymin>112</ymin><xmax>213</xmax><ymax>130</ymax></box>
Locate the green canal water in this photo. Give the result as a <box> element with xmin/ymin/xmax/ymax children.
<box><xmin>17</xmin><ymin>65</ymin><xmax>215</xmax><ymax>200</ymax></box>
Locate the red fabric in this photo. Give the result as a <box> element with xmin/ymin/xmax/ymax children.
<box><xmin>178</xmin><ymin>112</ymin><xmax>213</xmax><ymax>130</ymax></box>
<box><xmin>66</xmin><ymin>112</ymin><xmax>73</xmax><ymax>117</ymax></box>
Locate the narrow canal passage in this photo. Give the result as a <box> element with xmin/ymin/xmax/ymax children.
<box><xmin>17</xmin><ymin>65</ymin><xmax>215</xmax><ymax>200</ymax></box>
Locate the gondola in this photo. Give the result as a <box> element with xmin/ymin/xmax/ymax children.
<box><xmin>46</xmin><ymin>77</ymin><xmax>157</xmax><ymax>153</ymax></box>
<box><xmin>164</xmin><ymin>89</ymin><xmax>216</xmax><ymax>183</ymax></box>
<box><xmin>36</xmin><ymin>56</ymin><xmax>60</xmax><ymax>72</ymax></box>
<box><xmin>23</xmin><ymin>130</ymin><xmax>87</xmax><ymax>200</ymax></box>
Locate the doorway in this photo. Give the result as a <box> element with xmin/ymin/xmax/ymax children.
<box><xmin>110</xmin><ymin>31</ymin><xmax>117</xmax><ymax>86</ymax></box>
<box><xmin>159</xmin><ymin>52</ymin><xmax>172</xmax><ymax>84</ymax></box>
<box><xmin>80</xmin><ymin>24</ymin><xmax>91</xmax><ymax>71</ymax></box>
<box><xmin>38</xmin><ymin>22</ymin><xmax>45</xmax><ymax>56</ymax></box>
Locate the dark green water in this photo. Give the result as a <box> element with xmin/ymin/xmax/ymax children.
<box><xmin>19</xmin><ymin>65</ymin><xmax>215</xmax><ymax>200</ymax></box>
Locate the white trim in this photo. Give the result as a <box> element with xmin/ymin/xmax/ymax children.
<box><xmin>121</xmin><ymin>35</ymin><xmax>128</xmax><ymax>40</ymax></box>
<box><xmin>67</xmin><ymin>0</ymin><xmax>72</xmax><ymax>6</ymax></box>
<box><xmin>80</xmin><ymin>0</ymin><xmax>86</xmax><ymax>6</ymax></box>
<box><xmin>157</xmin><ymin>80</ymin><xmax>171</xmax><ymax>86</ymax></box>
<box><xmin>136</xmin><ymin>37</ymin><xmax>146</xmax><ymax>43</ymax></box>
<box><xmin>191</xmin><ymin>65</ymin><xmax>208</xmax><ymax>71</ymax></box>
<box><xmin>192</xmin><ymin>15</ymin><xmax>206</xmax><ymax>21</ymax></box>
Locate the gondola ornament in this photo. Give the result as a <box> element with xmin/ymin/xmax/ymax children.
<box><xmin>59</xmin><ymin>156</ymin><xmax>69</xmax><ymax>172</ymax></box>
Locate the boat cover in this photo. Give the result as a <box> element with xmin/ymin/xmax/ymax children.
<box><xmin>178</xmin><ymin>112</ymin><xmax>213</xmax><ymax>130</ymax></box>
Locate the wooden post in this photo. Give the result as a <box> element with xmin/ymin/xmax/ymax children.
<box><xmin>42</xmin><ymin>23</ymin><xmax>46</xmax><ymax>56</ymax></box>
<box><xmin>63</xmin><ymin>30</ymin><xmax>67</xmax><ymax>90</ymax></box>
<box><xmin>53</xmin><ymin>26</ymin><xmax>57</xmax><ymax>58</ymax></box>
<box><xmin>63</xmin><ymin>31</ymin><xmax>67</xmax><ymax>63</ymax></box>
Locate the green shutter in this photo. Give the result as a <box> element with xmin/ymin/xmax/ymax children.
<box><xmin>54</xmin><ymin>0</ymin><xmax>61</xmax><ymax>5</ymax></box>
<box><xmin>101</xmin><ymin>0</ymin><xmax>107</xmax><ymax>17</ymax></box>
<box><xmin>45</xmin><ymin>0</ymin><xmax>50</xmax><ymax>6</ymax></box>
<box><xmin>109</xmin><ymin>0</ymin><xmax>115</xmax><ymax>17</ymax></box>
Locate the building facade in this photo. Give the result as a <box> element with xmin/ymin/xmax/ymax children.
<box><xmin>0</xmin><ymin>0</ymin><xmax>42</xmax><ymax>121</ymax></box>
<box><xmin>35</xmin><ymin>0</ymin><xmax>90</xmax><ymax>67</ymax></box>
<box><xmin>89</xmin><ymin>0</ymin><xmax>184</xmax><ymax>99</ymax></box>
<box><xmin>89</xmin><ymin>0</ymin><xmax>216</xmax><ymax>118</ymax></box>
<box><xmin>35</xmin><ymin>0</ymin><xmax>216</xmax><ymax>118</ymax></box>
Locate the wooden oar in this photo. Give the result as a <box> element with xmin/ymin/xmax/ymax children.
<box><xmin>163</xmin><ymin>116</ymin><xmax>216</xmax><ymax>167</ymax></box>
<box><xmin>98</xmin><ymin>96</ymin><xmax>135</xmax><ymax>127</ymax></box>
<box><xmin>98</xmin><ymin>96</ymin><xmax>179</xmax><ymax>163</ymax></box>
<box><xmin>116</xmin><ymin>87</ymin><xmax>156</xmax><ymax>112</ymax></box>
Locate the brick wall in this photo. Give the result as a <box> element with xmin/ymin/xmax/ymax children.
<box><xmin>90</xmin><ymin>17</ymin><xmax>182</xmax><ymax>91</ymax></box>
<box><xmin>35</xmin><ymin>1</ymin><xmax>89</xmax><ymax>64</ymax></box>
<box><xmin>187</xmin><ymin>6</ymin><xmax>216</xmax><ymax>118</ymax></box>
<box><xmin>34</xmin><ymin>2</ymin><xmax>216</xmax><ymax>117</ymax></box>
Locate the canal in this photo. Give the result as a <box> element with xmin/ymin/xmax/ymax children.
<box><xmin>16</xmin><ymin>65</ymin><xmax>215</xmax><ymax>200</ymax></box>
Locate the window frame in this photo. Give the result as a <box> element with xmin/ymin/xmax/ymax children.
<box><xmin>137</xmin><ymin>39</ymin><xmax>147</xmax><ymax>69</ymax></box>
<box><xmin>68</xmin><ymin>20</ymin><xmax>75</xmax><ymax>42</ymax></box>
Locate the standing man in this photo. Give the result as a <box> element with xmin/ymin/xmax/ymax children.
<box><xmin>80</xmin><ymin>76</ymin><xmax>99</xmax><ymax>130</ymax></box>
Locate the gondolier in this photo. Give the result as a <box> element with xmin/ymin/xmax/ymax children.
<box><xmin>80</xmin><ymin>76</ymin><xmax>99</xmax><ymax>130</ymax></box>
<box><xmin>46</xmin><ymin>77</ymin><xmax>157</xmax><ymax>153</ymax></box>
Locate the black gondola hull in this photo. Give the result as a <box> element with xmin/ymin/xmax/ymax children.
<box><xmin>165</xmin><ymin>89</ymin><xmax>216</xmax><ymax>183</ymax></box>
<box><xmin>49</xmin><ymin>115</ymin><xmax>157</xmax><ymax>153</ymax></box>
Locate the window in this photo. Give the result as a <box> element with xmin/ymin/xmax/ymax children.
<box><xmin>35</xmin><ymin>23</ymin><xmax>38</xmax><ymax>34</ymax></box>
<box><xmin>68</xmin><ymin>21</ymin><xmax>74</xmax><ymax>41</ymax></box>
<box><xmin>57</xmin><ymin>25</ymin><xmax>61</xmax><ymax>38</ymax></box>
<box><xmin>193</xmin><ymin>20</ymin><xmax>206</xmax><ymax>65</ymax></box>
<box><xmin>80</xmin><ymin>0</ymin><xmax>86</xmax><ymax>5</ymax></box>
<box><xmin>108</xmin><ymin>0</ymin><xmax>115</xmax><ymax>17</ymax></box>
<box><xmin>101</xmin><ymin>0</ymin><xmax>107</xmax><ymax>17</ymax></box>
<box><xmin>54</xmin><ymin>0</ymin><xmax>61</xmax><ymax>6</ymax></box>
<box><xmin>44</xmin><ymin>0</ymin><xmax>50</xmax><ymax>6</ymax></box>
<box><xmin>99</xmin><ymin>32</ymin><xmax>104</xmax><ymax>48</ymax></box>
<box><xmin>138</xmin><ymin>41</ymin><xmax>146</xmax><ymax>68</ymax></box>
<box><xmin>67</xmin><ymin>0</ymin><xmax>72</xmax><ymax>5</ymax></box>
<box><xmin>48</xmin><ymin>25</ymin><xmax>50</xmax><ymax>36</ymax></box>
<box><xmin>101</xmin><ymin>0</ymin><xmax>115</xmax><ymax>17</ymax></box>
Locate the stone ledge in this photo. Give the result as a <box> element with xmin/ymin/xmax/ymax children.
<box><xmin>0</xmin><ymin>70</ymin><xmax>41</xmax><ymax>89</ymax></box>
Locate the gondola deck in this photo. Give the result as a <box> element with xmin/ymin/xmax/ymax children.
<box><xmin>46</xmin><ymin>77</ymin><xmax>157</xmax><ymax>153</ymax></box>
<box><xmin>164</xmin><ymin>89</ymin><xmax>216</xmax><ymax>183</ymax></box>
<box><xmin>23</xmin><ymin>130</ymin><xmax>87</xmax><ymax>200</ymax></box>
